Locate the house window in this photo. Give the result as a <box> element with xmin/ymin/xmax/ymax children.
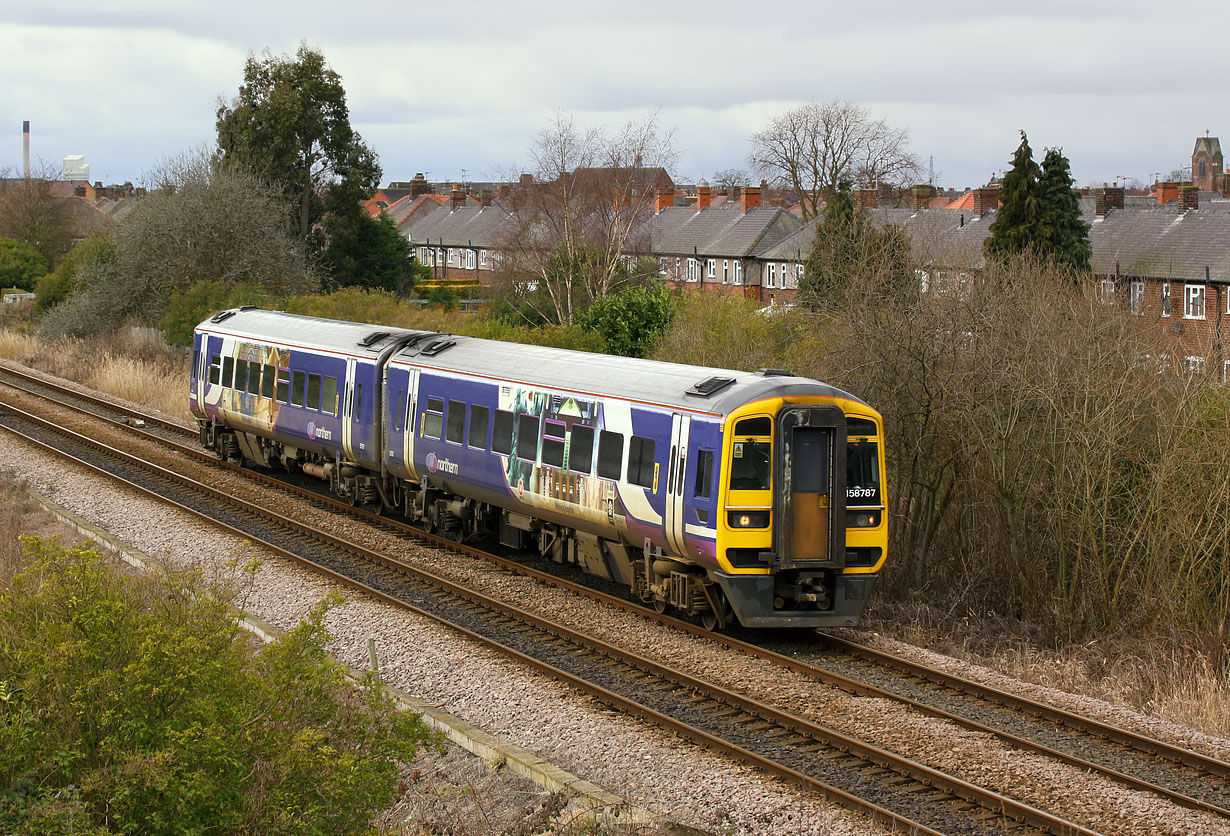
<box><xmin>1129</xmin><ymin>280</ymin><xmax>1143</xmax><ymax>314</ymax></box>
<box><xmin>794</xmin><ymin>263</ymin><xmax>804</xmax><ymax>286</ymax></box>
<box><xmin>1224</xmin><ymin>359</ymin><xmax>1230</xmax><ymax>384</ymax></box>
<box><xmin>437</xmin><ymin>247</ymin><xmax>445</xmax><ymax>264</ymax></box>
<box><xmin>1185</xmin><ymin>284</ymin><xmax>1206</xmax><ymax>319</ymax></box>
<box><xmin>733</xmin><ymin>261</ymin><xmax>743</xmax><ymax>285</ymax></box>
<box><xmin>674</xmin><ymin>257</ymin><xmax>681</xmax><ymax>279</ymax></box>
<box><xmin>1099</xmin><ymin>278</ymin><xmax>1114</xmax><ymax>305</ymax></box>
<box><xmin>466</xmin><ymin>249</ymin><xmax>476</xmax><ymax>270</ymax></box>
<box><xmin>686</xmin><ymin>258</ymin><xmax>699</xmax><ymax>282</ymax></box>
<box><xmin>766</xmin><ymin>263</ymin><xmax>776</xmax><ymax>288</ymax></box>
<box><xmin>480</xmin><ymin>250</ymin><xmax>488</xmax><ymax>267</ymax></box>
<box><xmin>447</xmin><ymin>248</ymin><xmax>455</xmax><ymax>265</ymax></box>
<box><xmin>1184</xmin><ymin>356</ymin><xmax>1207</xmax><ymax>375</ymax></box>
<box><xmin>722</xmin><ymin>260</ymin><xmax>729</xmax><ymax>283</ymax></box>
<box><xmin>1161</xmin><ymin>283</ymin><xmax>1171</xmax><ymax>317</ymax></box>
<box><xmin>659</xmin><ymin>257</ymin><xmax>669</xmax><ymax>277</ymax></box>
<box><xmin>706</xmin><ymin>258</ymin><xmax>716</xmax><ymax>278</ymax></box>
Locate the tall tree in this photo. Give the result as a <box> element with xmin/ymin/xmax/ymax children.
<box><xmin>748</xmin><ymin>100</ymin><xmax>920</xmax><ymax>220</ymax></box>
<box><xmin>321</xmin><ymin>211</ymin><xmax>421</xmax><ymax>294</ymax></box>
<box><xmin>0</xmin><ymin>238</ymin><xmax>48</xmax><ymax>291</ymax></box>
<box><xmin>215</xmin><ymin>44</ymin><xmax>380</xmax><ymax>246</ymax></box>
<box><xmin>495</xmin><ymin>111</ymin><xmax>676</xmax><ymax>325</ymax></box>
<box><xmin>985</xmin><ymin>132</ymin><xmax>1048</xmax><ymax>261</ymax></box>
<box><xmin>0</xmin><ymin>170</ymin><xmax>75</xmax><ymax>267</ymax></box>
<box><xmin>1038</xmin><ymin>147</ymin><xmax>1091</xmax><ymax>273</ymax></box>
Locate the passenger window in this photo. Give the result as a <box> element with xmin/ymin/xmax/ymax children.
<box><xmin>516</xmin><ymin>414</ymin><xmax>539</xmax><ymax>461</ymax></box>
<box><xmin>627</xmin><ymin>436</ymin><xmax>656</xmax><ymax>489</ymax></box>
<box><xmin>276</xmin><ymin>369</ymin><xmax>290</xmax><ymax>403</ymax></box>
<box><xmin>542</xmin><ymin>420</ymin><xmax>566</xmax><ymax>468</ymax></box>
<box><xmin>597</xmin><ymin>431</ymin><xmax>623</xmax><ymax>480</ymax></box>
<box><xmin>261</xmin><ymin>364</ymin><xmax>275</xmax><ymax>399</ymax></box>
<box><xmin>209</xmin><ymin>355</ymin><xmax>221</xmax><ymax>385</ymax></box>
<box><xmin>469</xmin><ymin>405</ymin><xmax>490</xmax><ymax>449</ymax></box>
<box><xmin>354</xmin><ymin>383</ymin><xmax>363</xmax><ymax>421</ymax></box>
<box><xmin>568</xmin><ymin>425</ymin><xmax>594</xmax><ymax>474</ymax></box>
<box><xmin>321</xmin><ymin>377</ymin><xmax>337</xmax><ymax>415</ymax></box>
<box><xmin>694</xmin><ymin>450</ymin><xmax>714</xmax><ymax>499</ymax></box>
<box><xmin>233</xmin><ymin>360</ymin><xmax>247</xmax><ymax>392</ymax></box>
<box><xmin>423</xmin><ymin>397</ymin><xmax>444</xmax><ymax>439</ymax></box>
<box><xmin>291</xmin><ymin>371</ymin><xmax>306</xmax><ymax>407</ymax></box>
<box><xmin>306</xmin><ymin>374</ymin><xmax>321</xmax><ymax>410</ymax></box>
<box><xmin>221</xmin><ymin>356</ymin><xmax>234</xmax><ymax>388</ymax></box>
<box><xmin>734</xmin><ymin>416</ymin><xmax>772</xmax><ymax>436</ymax></box>
<box><xmin>492</xmin><ymin>409</ymin><xmax>514</xmax><ymax>454</ymax></box>
<box><xmin>393</xmin><ymin>389</ymin><xmax>405</xmax><ymax>430</ymax></box>
<box><xmin>446</xmin><ymin>400</ymin><xmax>466</xmax><ymax>443</ymax></box>
<box><xmin>730</xmin><ymin>427</ymin><xmax>772</xmax><ymax>491</ymax></box>
<box><xmin>246</xmin><ymin>363</ymin><xmax>261</xmax><ymax>395</ymax></box>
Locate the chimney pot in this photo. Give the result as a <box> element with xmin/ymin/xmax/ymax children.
<box><xmin>696</xmin><ymin>184</ymin><xmax>711</xmax><ymax>210</ymax></box>
<box><xmin>655</xmin><ymin>186</ymin><xmax>675</xmax><ymax>214</ymax></box>
<box><xmin>739</xmin><ymin>186</ymin><xmax>762</xmax><ymax>214</ymax></box>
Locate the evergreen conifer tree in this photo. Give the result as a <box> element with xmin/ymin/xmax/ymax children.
<box><xmin>985</xmin><ymin>132</ymin><xmax>1048</xmax><ymax>261</ymax></box>
<box><xmin>1038</xmin><ymin>147</ymin><xmax>1092</xmax><ymax>273</ymax></box>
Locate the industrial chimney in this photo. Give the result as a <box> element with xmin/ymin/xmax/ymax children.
<box><xmin>22</xmin><ymin>121</ymin><xmax>30</xmax><ymax>178</ymax></box>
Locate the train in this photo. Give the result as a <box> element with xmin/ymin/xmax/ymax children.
<box><xmin>190</xmin><ymin>307</ymin><xmax>887</xmax><ymax>630</ymax></box>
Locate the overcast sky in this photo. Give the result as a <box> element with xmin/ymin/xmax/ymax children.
<box><xmin>3</xmin><ymin>1</ymin><xmax>1227</xmax><ymax>192</ymax></box>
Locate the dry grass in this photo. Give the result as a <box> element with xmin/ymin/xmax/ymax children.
<box><xmin>867</xmin><ymin>600</ymin><xmax>1230</xmax><ymax>739</ymax></box>
<box><xmin>0</xmin><ymin>327</ymin><xmax>190</xmax><ymax>419</ymax></box>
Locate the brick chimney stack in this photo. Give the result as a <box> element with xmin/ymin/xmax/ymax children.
<box><xmin>911</xmin><ymin>184</ymin><xmax>932</xmax><ymax>212</ymax></box>
<box><xmin>857</xmin><ymin>188</ymin><xmax>878</xmax><ymax>210</ymax></box>
<box><xmin>739</xmin><ymin>186</ymin><xmax>762</xmax><ymax>214</ymax></box>
<box><xmin>655</xmin><ymin>186</ymin><xmax>675</xmax><ymax>213</ymax></box>
<box><xmin>480</xmin><ymin>189</ymin><xmax>493</xmax><ymax>207</ymax></box>
<box><xmin>973</xmin><ymin>186</ymin><xmax>1000</xmax><ymax>216</ymax></box>
<box><xmin>450</xmin><ymin>184</ymin><xmax>465</xmax><ymax>212</ymax></box>
<box><xmin>1180</xmin><ymin>184</ymin><xmax>1199</xmax><ymax>213</ymax></box>
<box><xmin>696</xmin><ymin>182</ymin><xmax>711</xmax><ymax>210</ymax></box>
<box><xmin>1095</xmin><ymin>186</ymin><xmax>1125</xmax><ymax>216</ymax></box>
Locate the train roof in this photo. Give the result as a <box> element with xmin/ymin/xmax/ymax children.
<box><xmin>197</xmin><ymin>307</ymin><xmax>870</xmax><ymax>417</ymax></box>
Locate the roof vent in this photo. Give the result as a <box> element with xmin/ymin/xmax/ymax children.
<box><xmin>359</xmin><ymin>331</ymin><xmax>390</xmax><ymax>347</ymax></box>
<box><xmin>686</xmin><ymin>376</ymin><xmax>736</xmax><ymax>397</ymax></box>
<box><xmin>419</xmin><ymin>338</ymin><xmax>456</xmax><ymax>356</ymax></box>
<box><xmin>209</xmin><ymin>309</ymin><xmax>237</xmax><ymax>323</ymax></box>
<box><xmin>756</xmin><ymin>368</ymin><xmax>793</xmax><ymax>377</ymax></box>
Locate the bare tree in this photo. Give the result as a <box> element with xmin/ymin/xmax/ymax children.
<box><xmin>0</xmin><ymin>161</ymin><xmax>75</xmax><ymax>266</ymax></box>
<box><xmin>711</xmin><ymin>168</ymin><xmax>752</xmax><ymax>189</ymax></box>
<box><xmin>494</xmin><ymin>111</ymin><xmax>676</xmax><ymax>325</ymax></box>
<box><xmin>748</xmin><ymin>100</ymin><xmax>920</xmax><ymax>220</ymax></box>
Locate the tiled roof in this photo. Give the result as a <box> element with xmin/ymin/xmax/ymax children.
<box><xmin>647</xmin><ymin>206</ymin><xmax>802</xmax><ymax>258</ymax></box>
<box><xmin>399</xmin><ymin>203</ymin><xmax>515</xmax><ymax>248</ymax></box>
<box><xmin>1090</xmin><ymin>205</ymin><xmax>1230</xmax><ymax>282</ymax></box>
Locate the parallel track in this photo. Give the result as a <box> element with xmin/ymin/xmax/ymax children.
<box><xmin>7</xmin><ymin>364</ymin><xmax>1230</xmax><ymax>828</ymax></box>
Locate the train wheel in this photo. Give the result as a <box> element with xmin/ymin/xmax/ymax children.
<box><xmin>700</xmin><ymin>588</ymin><xmax>732</xmax><ymax>632</ymax></box>
<box><xmin>652</xmin><ymin>598</ymin><xmax>668</xmax><ymax>614</ymax></box>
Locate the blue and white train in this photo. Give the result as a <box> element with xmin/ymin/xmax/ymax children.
<box><xmin>191</xmin><ymin>307</ymin><xmax>887</xmax><ymax>629</ymax></box>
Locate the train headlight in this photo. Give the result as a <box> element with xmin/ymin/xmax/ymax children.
<box><xmin>845</xmin><ymin>511</ymin><xmax>878</xmax><ymax>528</ymax></box>
<box><xmin>728</xmin><ymin>510</ymin><xmax>769</xmax><ymax>528</ymax></box>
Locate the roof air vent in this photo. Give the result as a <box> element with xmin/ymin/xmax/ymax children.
<box><xmin>756</xmin><ymin>368</ymin><xmax>793</xmax><ymax>377</ymax></box>
<box><xmin>420</xmin><ymin>338</ymin><xmax>456</xmax><ymax>356</ymax></box>
<box><xmin>209</xmin><ymin>309</ymin><xmax>237</xmax><ymax>323</ymax></box>
<box><xmin>359</xmin><ymin>331</ymin><xmax>390</xmax><ymax>347</ymax></box>
<box><xmin>686</xmin><ymin>376</ymin><xmax>736</xmax><ymax>397</ymax></box>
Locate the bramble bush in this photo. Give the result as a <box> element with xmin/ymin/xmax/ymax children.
<box><xmin>0</xmin><ymin>538</ymin><xmax>435</xmax><ymax>836</ymax></box>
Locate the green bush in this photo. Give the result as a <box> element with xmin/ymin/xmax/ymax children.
<box><xmin>0</xmin><ymin>238</ymin><xmax>48</xmax><ymax>292</ymax></box>
<box><xmin>576</xmin><ymin>284</ymin><xmax>676</xmax><ymax>357</ymax></box>
<box><xmin>34</xmin><ymin>231</ymin><xmax>116</xmax><ymax>312</ymax></box>
<box><xmin>160</xmin><ymin>280</ymin><xmax>268</xmax><ymax>345</ymax></box>
<box><xmin>0</xmin><ymin>538</ymin><xmax>434</xmax><ymax>836</ymax></box>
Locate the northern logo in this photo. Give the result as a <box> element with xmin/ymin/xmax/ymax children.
<box><xmin>306</xmin><ymin>422</ymin><xmax>332</xmax><ymax>441</ymax></box>
<box><xmin>426</xmin><ymin>452</ymin><xmax>459</xmax><ymax>475</ymax></box>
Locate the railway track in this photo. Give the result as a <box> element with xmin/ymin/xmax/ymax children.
<box><xmin>4</xmin><ymin>364</ymin><xmax>1229</xmax><ymax>832</ymax></box>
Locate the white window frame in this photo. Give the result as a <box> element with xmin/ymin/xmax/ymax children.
<box><xmin>1161</xmin><ymin>282</ymin><xmax>1171</xmax><ymax>317</ymax></box>
<box><xmin>1099</xmin><ymin>278</ymin><xmax>1115</xmax><ymax>305</ymax></box>
<box><xmin>707</xmin><ymin>258</ymin><xmax>716</xmax><ymax>278</ymax></box>
<box><xmin>466</xmin><ymin>249</ymin><xmax>476</xmax><ymax>270</ymax></box>
<box><xmin>722</xmin><ymin>260</ymin><xmax>729</xmax><ymax>284</ymax></box>
<box><xmin>675</xmin><ymin>257</ymin><xmax>681</xmax><ymax>280</ymax></box>
<box><xmin>1184</xmin><ymin>283</ymin><xmax>1206</xmax><ymax>320</ymax></box>
<box><xmin>1184</xmin><ymin>355</ymin><xmax>1207</xmax><ymax>375</ymax></box>
<box><xmin>1224</xmin><ymin>358</ymin><xmax>1230</xmax><ymax>384</ymax></box>
<box><xmin>1129</xmin><ymin>280</ymin><xmax>1143</xmax><ymax>314</ymax></box>
<box><xmin>480</xmin><ymin>250</ymin><xmax>488</xmax><ymax>267</ymax></box>
<box><xmin>437</xmin><ymin>247</ymin><xmax>445</xmax><ymax>265</ymax></box>
<box><xmin>766</xmin><ymin>263</ymin><xmax>776</xmax><ymax>288</ymax></box>
<box><xmin>686</xmin><ymin>258</ymin><xmax>699</xmax><ymax>283</ymax></box>
<box><xmin>733</xmin><ymin>260</ymin><xmax>743</xmax><ymax>286</ymax></box>
<box><xmin>795</xmin><ymin>263</ymin><xmax>804</xmax><ymax>285</ymax></box>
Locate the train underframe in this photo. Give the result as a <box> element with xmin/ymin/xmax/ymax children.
<box><xmin>202</xmin><ymin>421</ymin><xmax>872</xmax><ymax>630</ymax></box>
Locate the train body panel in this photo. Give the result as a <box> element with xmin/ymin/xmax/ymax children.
<box><xmin>192</xmin><ymin>308</ymin><xmax>887</xmax><ymax>629</ymax></box>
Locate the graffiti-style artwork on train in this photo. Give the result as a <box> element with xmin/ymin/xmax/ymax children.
<box><xmin>497</xmin><ymin>385</ymin><xmax>619</xmax><ymax>524</ymax></box>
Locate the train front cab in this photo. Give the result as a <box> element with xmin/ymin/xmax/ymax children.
<box><xmin>713</xmin><ymin>398</ymin><xmax>886</xmax><ymax>628</ymax></box>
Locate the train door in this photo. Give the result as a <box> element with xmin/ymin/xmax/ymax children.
<box><xmin>342</xmin><ymin>357</ymin><xmax>357</xmax><ymax>461</ymax></box>
<box><xmin>193</xmin><ymin>335</ymin><xmax>208</xmax><ymax>407</ymax></box>
<box><xmin>774</xmin><ymin>406</ymin><xmax>846</xmax><ymax>569</ymax></box>
<box><xmin>664</xmin><ymin>414</ymin><xmax>690</xmax><ymax>556</ymax></box>
<box><xmin>402</xmin><ymin>367</ymin><xmax>420</xmax><ymax>480</ymax></box>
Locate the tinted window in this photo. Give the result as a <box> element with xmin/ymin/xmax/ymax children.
<box><xmin>469</xmin><ymin>405</ymin><xmax>490</xmax><ymax>449</ymax></box>
<box><xmin>423</xmin><ymin>397</ymin><xmax>443</xmax><ymax>439</ymax></box>
<box><xmin>261</xmin><ymin>364</ymin><xmax>275</xmax><ymax>399</ymax></box>
<box><xmin>847</xmin><ymin>441</ymin><xmax>881</xmax><ymax>504</ymax></box>
<box><xmin>446</xmin><ymin>400</ymin><xmax>466</xmax><ymax>443</ymax></box>
<box><xmin>209</xmin><ymin>355</ymin><xmax>221</xmax><ymax>385</ymax></box>
<box><xmin>306</xmin><ymin>374</ymin><xmax>321</xmax><ymax>410</ymax></box>
<box><xmin>542</xmin><ymin>421</ymin><xmax>565</xmax><ymax>468</ymax></box>
<box><xmin>322</xmin><ymin>377</ymin><xmax>337</xmax><ymax>416</ymax></box>
<box><xmin>627</xmin><ymin>436</ymin><xmax>656</xmax><ymax>489</ymax></box>
<box><xmin>734</xmin><ymin>416</ymin><xmax>772</xmax><ymax>437</ymax></box>
<box><xmin>221</xmin><ymin>356</ymin><xmax>234</xmax><ymax>388</ymax></box>
<box><xmin>291</xmin><ymin>370</ymin><xmax>306</xmax><ymax>407</ymax></box>
<box><xmin>354</xmin><ymin>383</ymin><xmax>363</xmax><ymax>422</ymax></box>
<box><xmin>730</xmin><ymin>439</ymin><xmax>771</xmax><ymax>490</ymax></box>
<box><xmin>694</xmin><ymin>449</ymin><xmax>714</xmax><ymax>499</ymax></box>
<box><xmin>246</xmin><ymin>363</ymin><xmax>261</xmax><ymax>395</ymax></box>
<box><xmin>516</xmin><ymin>414</ymin><xmax>539</xmax><ymax>461</ymax></box>
<box><xmin>597</xmin><ymin>431</ymin><xmax>623</xmax><ymax>480</ymax></box>
<box><xmin>276</xmin><ymin>369</ymin><xmax>290</xmax><ymax>403</ymax></box>
<box><xmin>568</xmin><ymin>425</ymin><xmax>594</xmax><ymax>473</ymax></box>
<box><xmin>393</xmin><ymin>389</ymin><xmax>405</xmax><ymax>430</ymax></box>
<box><xmin>492</xmin><ymin>409</ymin><xmax>514</xmax><ymax>454</ymax></box>
<box><xmin>847</xmin><ymin>417</ymin><xmax>878</xmax><ymax>437</ymax></box>
<box><xmin>233</xmin><ymin>359</ymin><xmax>247</xmax><ymax>392</ymax></box>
